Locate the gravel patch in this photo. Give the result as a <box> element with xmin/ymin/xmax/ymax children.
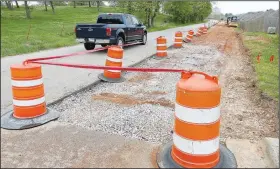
<box><xmin>50</xmin><ymin>43</ymin><xmax>223</xmax><ymax>144</ymax></box>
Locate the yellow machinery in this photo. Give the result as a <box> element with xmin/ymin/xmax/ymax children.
<box><xmin>226</xmin><ymin>16</ymin><xmax>238</xmax><ymax>27</ymax></box>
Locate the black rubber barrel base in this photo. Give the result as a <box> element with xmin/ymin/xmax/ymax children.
<box><xmin>1</xmin><ymin>107</ymin><xmax>60</xmax><ymax>130</ymax></box>
<box><xmin>183</xmin><ymin>40</ymin><xmax>191</xmax><ymax>43</ymax></box>
<box><xmin>98</xmin><ymin>73</ymin><xmax>125</xmax><ymax>83</ymax></box>
<box><xmin>157</xmin><ymin>141</ymin><xmax>237</xmax><ymax>168</ymax></box>
<box><xmin>153</xmin><ymin>55</ymin><xmax>167</xmax><ymax>60</ymax></box>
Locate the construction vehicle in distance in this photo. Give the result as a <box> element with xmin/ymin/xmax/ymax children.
<box><xmin>226</xmin><ymin>16</ymin><xmax>238</xmax><ymax>27</ymax></box>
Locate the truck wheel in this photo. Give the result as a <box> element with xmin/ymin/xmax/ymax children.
<box><xmin>116</xmin><ymin>36</ymin><xmax>124</xmax><ymax>48</ymax></box>
<box><xmin>141</xmin><ymin>33</ymin><xmax>147</xmax><ymax>45</ymax></box>
<box><xmin>84</xmin><ymin>43</ymin><xmax>95</xmax><ymax>50</ymax></box>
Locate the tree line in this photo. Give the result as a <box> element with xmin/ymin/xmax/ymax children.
<box><xmin>1</xmin><ymin>1</ymin><xmax>105</xmax><ymax>19</ymax></box>
<box><xmin>2</xmin><ymin>1</ymin><xmax>212</xmax><ymax>27</ymax></box>
<box><xmin>111</xmin><ymin>1</ymin><xmax>212</xmax><ymax>27</ymax></box>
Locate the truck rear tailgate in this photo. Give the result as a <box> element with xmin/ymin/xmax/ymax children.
<box><xmin>75</xmin><ymin>24</ymin><xmax>107</xmax><ymax>38</ymax></box>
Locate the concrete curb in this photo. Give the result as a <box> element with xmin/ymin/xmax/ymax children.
<box><xmin>262</xmin><ymin>137</ymin><xmax>279</xmax><ymax>168</ymax></box>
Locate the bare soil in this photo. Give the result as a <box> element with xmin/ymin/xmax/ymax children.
<box><xmin>92</xmin><ymin>93</ymin><xmax>174</xmax><ymax>108</ymax></box>
<box><xmin>192</xmin><ymin>22</ymin><xmax>279</xmax><ymax>140</ymax></box>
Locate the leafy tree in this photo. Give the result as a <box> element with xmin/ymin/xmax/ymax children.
<box><xmin>225</xmin><ymin>13</ymin><xmax>233</xmax><ymax>18</ymax></box>
<box><xmin>15</xmin><ymin>1</ymin><xmax>19</xmax><ymax>8</ymax></box>
<box><xmin>53</xmin><ymin>1</ymin><xmax>67</xmax><ymax>6</ymax></box>
<box><xmin>24</xmin><ymin>1</ymin><xmax>31</xmax><ymax>19</ymax></box>
<box><xmin>44</xmin><ymin>1</ymin><xmax>48</xmax><ymax>11</ymax></box>
<box><xmin>164</xmin><ymin>1</ymin><xmax>212</xmax><ymax>23</ymax></box>
<box><xmin>50</xmin><ymin>1</ymin><xmax>55</xmax><ymax>14</ymax></box>
<box><xmin>5</xmin><ymin>1</ymin><xmax>13</xmax><ymax>10</ymax></box>
<box><xmin>116</xmin><ymin>1</ymin><xmax>162</xmax><ymax>28</ymax></box>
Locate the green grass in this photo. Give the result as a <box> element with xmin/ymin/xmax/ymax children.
<box><xmin>242</xmin><ymin>31</ymin><xmax>279</xmax><ymax>100</ymax></box>
<box><xmin>1</xmin><ymin>6</ymin><xmax>200</xmax><ymax>57</ymax></box>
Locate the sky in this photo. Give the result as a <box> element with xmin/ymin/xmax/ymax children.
<box><xmin>214</xmin><ymin>1</ymin><xmax>279</xmax><ymax>15</ymax></box>
<box><xmin>13</xmin><ymin>1</ymin><xmax>279</xmax><ymax>15</ymax></box>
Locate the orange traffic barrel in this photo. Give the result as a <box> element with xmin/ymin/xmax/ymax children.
<box><xmin>98</xmin><ymin>46</ymin><xmax>125</xmax><ymax>83</ymax></box>
<box><xmin>196</xmin><ymin>28</ymin><xmax>202</xmax><ymax>37</ymax></box>
<box><xmin>174</xmin><ymin>31</ymin><xmax>183</xmax><ymax>48</ymax></box>
<box><xmin>1</xmin><ymin>63</ymin><xmax>60</xmax><ymax>130</ymax></box>
<box><xmin>203</xmin><ymin>26</ymin><xmax>208</xmax><ymax>34</ymax></box>
<box><xmin>155</xmin><ymin>36</ymin><xmax>167</xmax><ymax>59</ymax></box>
<box><xmin>198</xmin><ymin>27</ymin><xmax>203</xmax><ymax>35</ymax></box>
<box><xmin>186</xmin><ymin>30</ymin><xmax>194</xmax><ymax>42</ymax></box>
<box><xmin>156</xmin><ymin>71</ymin><xmax>237</xmax><ymax>168</ymax></box>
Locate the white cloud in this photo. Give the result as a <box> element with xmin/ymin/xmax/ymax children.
<box><xmin>213</xmin><ymin>1</ymin><xmax>279</xmax><ymax>15</ymax></box>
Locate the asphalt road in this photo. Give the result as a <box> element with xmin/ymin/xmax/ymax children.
<box><xmin>1</xmin><ymin>22</ymin><xmax>213</xmax><ymax>115</ymax></box>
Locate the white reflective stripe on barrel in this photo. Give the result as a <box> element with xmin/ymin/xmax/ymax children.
<box><xmin>107</xmin><ymin>70</ymin><xmax>121</xmax><ymax>73</ymax></box>
<box><xmin>157</xmin><ymin>50</ymin><xmax>167</xmax><ymax>53</ymax></box>
<box><xmin>106</xmin><ymin>57</ymin><xmax>122</xmax><ymax>63</ymax></box>
<box><xmin>173</xmin><ymin>133</ymin><xmax>220</xmax><ymax>155</ymax></box>
<box><xmin>13</xmin><ymin>96</ymin><xmax>45</xmax><ymax>107</ymax></box>
<box><xmin>175</xmin><ymin>103</ymin><xmax>220</xmax><ymax>124</ymax></box>
<box><xmin>157</xmin><ymin>44</ymin><xmax>166</xmax><ymax>47</ymax></box>
<box><xmin>175</xmin><ymin>37</ymin><xmax>183</xmax><ymax>39</ymax></box>
<box><xmin>11</xmin><ymin>78</ymin><xmax>43</xmax><ymax>87</ymax></box>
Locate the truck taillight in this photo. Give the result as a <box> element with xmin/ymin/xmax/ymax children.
<box><xmin>106</xmin><ymin>28</ymin><xmax>111</xmax><ymax>36</ymax></box>
<box><xmin>74</xmin><ymin>27</ymin><xmax>77</xmax><ymax>33</ymax></box>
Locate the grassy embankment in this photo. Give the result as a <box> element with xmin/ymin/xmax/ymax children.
<box><xmin>1</xmin><ymin>6</ymin><xmax>200</xmax><ymax>57</ymax></box>
<box><xmin>242</xmin><ymin>31</ymin><xmax>279</xmax><ymax>100</ymax></box>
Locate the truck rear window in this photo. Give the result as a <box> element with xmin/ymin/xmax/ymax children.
<box><xmin>97</xmin><ymin>15</ymin><xmax>124</xmax><ymax>24</ymax></box>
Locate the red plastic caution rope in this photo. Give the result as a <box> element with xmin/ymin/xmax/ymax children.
<box><xmin>23</xmin><ymin>42</ymin><xmax>142</xmax><ymax>64</ymax></box>
<box><xmin>29</xmin><ymin>60</ymin><xmax>186</xmax><ymax>73</ymax></box>
<box><xmin>28</xmin><ymin>60</ymin><xmax>217</xmax><ymax>82</ymax></box>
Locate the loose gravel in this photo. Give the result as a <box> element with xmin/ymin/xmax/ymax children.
<box><xmin>51</xmin><ymin>23</ymin><xmax>278</xmax><ymax>144</ymax></box>
<box><xmin>50</xmin><ymin>43</ymin><xmax>223</xmax><ymax>144</ymax></box>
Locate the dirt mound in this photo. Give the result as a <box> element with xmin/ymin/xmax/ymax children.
<box><xmin>192</xmin><ymin>23</ymin><xmax>279</xmax><ymax>139</ymax></box>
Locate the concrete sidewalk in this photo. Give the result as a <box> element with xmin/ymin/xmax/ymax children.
<box><xmin>2</xmin><ymin>121</ymin><xmax>277</xmax><ymax>168</ymax></box>
<box><xmin>226</xmin><ymin>138</ymin><xmax>279</xmax><ymax>168</ymax></box>
<box><xmin>0</xmin><ymin>122</ymin><xmax>160</xmax><ymax>168</ymax></box>
<box><xmin>1</xmin><ymin>22</ymin><xmax>213</xmax><ymax>115</ymax></box>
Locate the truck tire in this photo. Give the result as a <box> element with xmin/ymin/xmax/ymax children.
<box><xmin>84</xmin><ymin>43</ymin><xmax>95</xmax><ymax>50</ymax></box>
<box><xmin>116</xmin><ymin>36</ymin><xmax>124</xmax><ymax>48</ymax></box>
<box><xmin>141</xmin><ymin>33</ymin><xmax>147</xmax><ymax>45</ymax></box>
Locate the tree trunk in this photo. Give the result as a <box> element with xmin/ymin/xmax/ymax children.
<box><xmin>89</xmin><ymin>1</ymin><xmax>91</xmax><ymax>7</ymax></box>
<box><xmin>50</xmin><ymin>1</ymin><xmax>55</xmax><ymax>14</ymax></box>
<box><xmin>97</xmin><ymin>1</ymin><xmax>100</xmax><ymax>12</ymax></box>
<box><xmin>151</xmin><ymin>2</ymin><xmax>160</xmax><ymax>27</ymax></box>
<box><xmin>5</xmin><ymin>1</ymin><xmax>13</xmax><ymax>10</ymax></box>
<box><xmin>145</xmin><ymin>9</ymin><xmax>148</xmax><ymax>25</ymax></box>
<box><xmin>15</xmin><ymin>1</ymin><xmax>19</xmax><ymax>8</ymax></box>
<box><xmin>44</xmin><ymin>1</ymin><xmax>47</xmax><ymax>11</ymax></box>
<box><xmin>24</xmin><ymin>1</ymin><xmax>31</xmax><ymax>19</ymax></box>
<box><xmin>73</xmin><ymin>1</ymin><xmax>76</xmax><ymax>8</ymax></box>
<box><xmin>147</xmin><ymin>9</ymin><xmax>152</xmax><ymax>28</ymax></box>
<box><xmin>151</xmin><ymin>15</ymin><xmax>155</xmax><ymax>27</ymax></box>
<box><xmin>127</xmin><ymin>1</ymin><xmax>131</xmax><ymax>13</ymax></box>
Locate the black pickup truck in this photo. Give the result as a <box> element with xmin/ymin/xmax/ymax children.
<box><xmin>75</xmin><ymin>13</ymin><xmax>147</xmax><ymax>50</ymax></box>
